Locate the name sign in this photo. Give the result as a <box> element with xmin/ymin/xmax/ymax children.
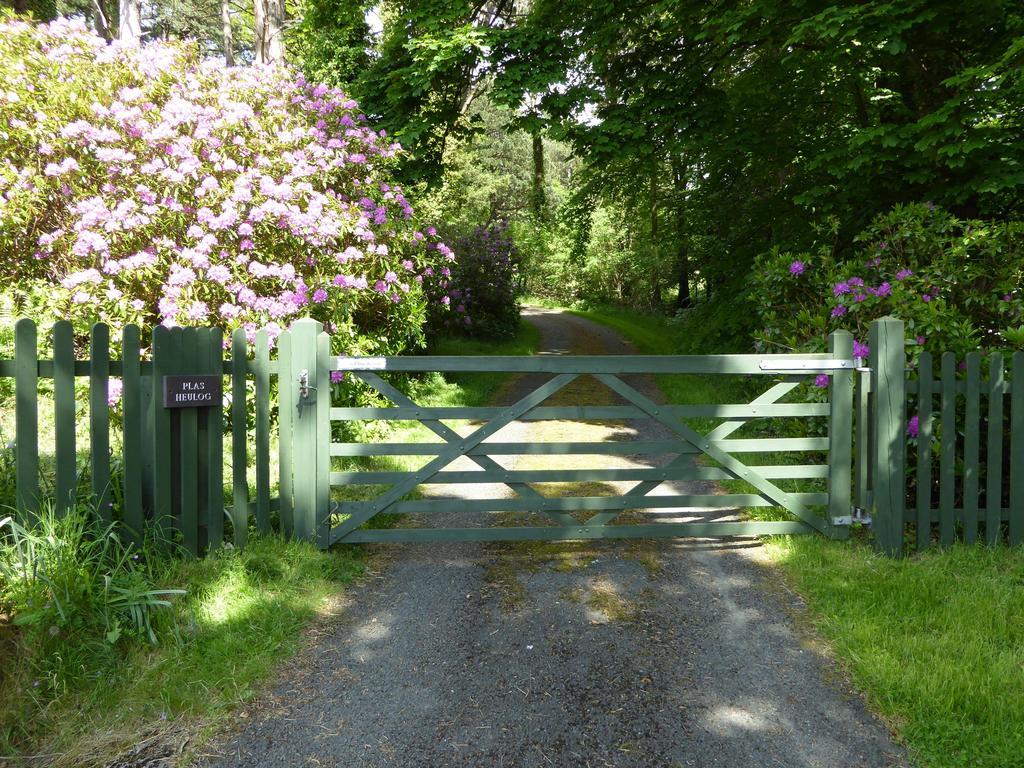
<box><xmin>163</xmin><ymin>375</ymin><xmax>222</xmax><ymax>408</ymax></box>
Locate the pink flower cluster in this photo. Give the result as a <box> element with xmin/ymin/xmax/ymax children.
<box><xmin>0</xmin><ymin>19</ymin><xmax>455</xmax><ymax>351</ymax></box>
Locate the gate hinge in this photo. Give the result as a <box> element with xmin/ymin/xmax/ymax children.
<box><xmin>832</xmin><ymin>508</ymin><xmax>872</xmax><ymax>527</ymax></box>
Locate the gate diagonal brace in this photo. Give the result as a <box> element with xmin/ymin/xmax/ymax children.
<box><xmin>330</xmin><ymin>372</ymin><xmax>579</xmax><ymax>542</ymax></box>
<box><xmin>594</xmin><ymin>374</ymin><xmax>830</xmax><ymax>535</ymax></box>
<box><xmin>584</xmin><ymin>380</ymin><xmax>800</xmax><ymax>526</ymax></box>
<box><xmin>354</xmin><ymin>372</ymin><xmax>576</xmax><ymax>526</ymax></box>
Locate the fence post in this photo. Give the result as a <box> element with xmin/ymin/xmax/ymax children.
<box><xmin>869</xmin><ymin>316</ymin><xmax>906</xmax><ymax>556</ymax></box>
<box><xmin>14</xmin><ymin>318</ymin><xmax>39</xmax><ymax>523</ymax></box>
<box><xmin>288</xmin><ymin>318</ymin><xmax>327</xmax><ymax>543</ymax></box>
<box><xmin>827</xmin><ymin>329</ymin><xmax>853</xmax><ymax>539</ymax></box>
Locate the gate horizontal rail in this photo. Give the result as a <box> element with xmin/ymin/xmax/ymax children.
<box><xmin>335</xmin><ymin>493</ymin><xmax>831</xmax><ymax>516</ymax></box>
<box><xmin>335</xmin><ymin>521</ymin><xmax>816</xmax><ymax>544</ymax></box>
<box><xmin>330</xmin><ymin>403</ymin><xmax>830</xmax><ymax>421</ymax></box>
<box><xmin>329</xmin><ymin>437</ymin><xmax>831</xmax><ymax>456</ymax></box>
<box><xmin>331</xmin><ymin>465</ymin><xmax>830</xmax><ymax>485</ymax></box>
<box><xmin>334</xmin><ymin>353</ymin><xmax>847</xmax><ymax>374</ymax></box>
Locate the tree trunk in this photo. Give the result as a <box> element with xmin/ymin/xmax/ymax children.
<box><xmin>254</xmin><ymin>0</ymin><xmax>284</xmax><ymax>64</ymax></box>
<box><xmin>672</xmin><ymin>158</ymin><xmax>693</xmax><ymax>310</ymax></box>
<box><xmin>649</xmin><ymin>166</ymin><xmax>662</xmax><ymax>308</ymax></box>
<box><xmin>118</xmin><ymin>0</ymin><xmax>141</xmax><ymax>45</ymax></box>
<box><xmin>253</xmin><ymin>0</ymin><xmax>266</xmax><ymax>62</ymax></box>
<box><xmin>531</xmin><ymin>129</ymin><xmax>546</xmax><ymax>221</ymax></box>
<box><xmin>222</xmin><ymin>0</ymin><xmax>234</xmax><ymax>66</ymax></box>
<box><xmin>92</xmin><ymin>0</ymin><xmax>112</xmax><ymax>41</ymax></box>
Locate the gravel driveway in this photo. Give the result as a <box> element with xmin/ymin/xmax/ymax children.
<box><xmin>198</xmin><ymin>308</ymin><xmax>907</xmax><ymax>768</ymax></box>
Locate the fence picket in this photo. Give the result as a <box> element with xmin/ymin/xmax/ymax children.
<box><xmin>255</xmin><ymin>329</ymin><xmax>271</xmax><ymax>532</ymax></box>
<box><xmin>179</xmin><ymin>328</ymin><xmax>199</xmax><ymax>555</ymax></box>
<box><xmin>121</xmin><ymin>325</ymin><xmax>144</xmax><ymax>542</ymax></box>
<box><xmin>1010</xmin><ymin>353</ymin><xmax>1024</xmax><ymax>545</ymax></box>
<box><xmin>869</xmin><ymin>317</ymin><xmax>905</xmax><ymax>556</ymax></box>
<box><xmin>53</xmin><ymin>321</ymin><xmax>76</xmax><ymax>516</ymax></box>
<box><xmin>90</xmin><ymin>323</ymin><xmax>111</xmax><ymax>523</ymax></box>
<box><xmin>150</xmin><ymin>326</ymin><xmax>175</xmax><ymax>540</ymax></box>
<box><xmin>915</xmin><ymin>352</ymin><xmax>933</xmax><ymax>551</ymax></box>
<box><xmin>230</xmin><ymin>328</ymin><xmax>248</xmax><ymax>548</ymax></box>
<box><xmin>277</xmin><ymin>330</ymin><xmax>294</xmax><ymax>537</ymax></box>
<box><xmin>14</xmin><ymin>318</ymin><xmax>39</xmax><ymax>521</ymax></box>
<box><xmin>963</xmin><ymin>353</ymin><xmax>981</xmax><ymax>544</ymax></box>
<box><xmin>207</xmin><ymin>328</ymin><xmax>225</xmax><ymax>550</ymax></box>
<box><xmin>316</xmin><ymin>331</ymin><xmax>331</xmax><ymax>548</ymax></box>
<box><xmin>939</xmin><ymin>352</ymin><xmax>957</xmax><ymax>547</ymax></box>
<box><xmin>986</xmin><ymin>354</ymin><xmax>1005</xmax><ymax>545</ymax></box>
<box><xmin>194</xmin><ymin>330</ymin><xmax>210</xmax><ymax>552</ymax></box>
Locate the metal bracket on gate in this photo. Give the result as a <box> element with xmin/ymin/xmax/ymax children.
<box><xmin>758</xmin><ymin>359</ymin><xmax>856</xmax><ymax>372</ymax></box>
<box><xmin>833</xmin><ymin>507</ymin><xmax>872</xmax><ymax>527</ymax></box>
<box><xmin>296</xmin><ymin>369</ymin><xmax>317</xmax><ymax>417</ymax></box>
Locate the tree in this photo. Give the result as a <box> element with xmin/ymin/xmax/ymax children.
<box><xmin>117</xmin><ymin>0</ymin><xmax>139</xmax><ymax>43</ymax></box>
<box><xmin>253</xmin><ymin>0</ymin><xmax>284</xmax><ymax>63</ymax></box>
<box><xmin>288</xmin><ymin>0</ymin><xmax>371</xmax><ymax>85</ymax></box>
<box><xmin>221</xmin><ymin>0</ymin><xmax>233</xmax><ymax>64</ymax></box>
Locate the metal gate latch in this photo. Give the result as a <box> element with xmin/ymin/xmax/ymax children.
<box><xmin>297</xmin><ymin>369</ymin><xmax>316</xmax><ymax>417</ymax></box>
<box><xmin>833</xmin><ymin>507</ymin><xmax>872</xmax><ymax>527</ymax></box>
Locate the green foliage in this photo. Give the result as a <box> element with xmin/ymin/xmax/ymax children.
<box><xmin>288</xmin><ymin>0</ymin><xmax>371</xmax><ymax>86</ymax></box>
<box><xmin>0</xmin><ymin>506</ymin><xmax>183</xmax><ymax>697</ymax></box>
<box><xmin>752</xmin><ymin>204</ymin><xmax>1024</xmax><ymax>357</ymax></box>
<box><xmin>323</xmin><ymin>0</ymin><xmax>517</xmax><ymax>186</ymax></box>
<box><xmin>489</xmin><ymin>0</ymin><xmax>1024</xmax><ymax>317</ymax></box>
<box><xmin>0</xmin><ymin>0</ymin><xmax>56</xmax><ymax>20</ymax></box>
<box><xmin>418</xmin><ymin>97</ymin><xmax>575</xmax><ymax>230</ymax></box>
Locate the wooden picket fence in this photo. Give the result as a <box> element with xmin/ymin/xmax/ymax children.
<box><xmin>0</xmin><ymin>317</ymin><xmax>327</xmax><ymax>555</ymax></box>
<box><xmin>858</xmin><ymin>318</ymin><xmax>1023</xmax><ymax>554</ymax></box>
<box><xmin>1</xmin><ymin>314</ymin><xmax>1021</xmax><ymax>557</ymax></box>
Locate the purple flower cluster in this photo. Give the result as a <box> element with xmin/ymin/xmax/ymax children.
<box><xmin>0</xmin><ymin>19</ymin><xmax>456</xmax><ymax>349</ymax></box>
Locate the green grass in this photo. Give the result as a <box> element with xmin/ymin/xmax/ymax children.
<box><xmin>1</xmin><ymin>532</ymin><xmax>362</xmax><ymax>765</ymax></box>
<box><xmin>567</xmin><ymin>301</ymin><xmax>1024</xmax><ymax>768</ymax></box>
<box><xmin>764</xmin><ymin>538</ymin><xmax>1024</xmax><ymax>768</ymax></box>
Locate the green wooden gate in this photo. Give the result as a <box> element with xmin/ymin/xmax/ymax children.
<box><xmin>291</xmin><ymin>324</ymin><xmax>857</xmax><ymax>545</ymax></box>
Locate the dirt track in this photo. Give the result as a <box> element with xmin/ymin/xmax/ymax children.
<box><xmin>198</xmin><ymin>308</ymin><xmax>907</xmax><ymax>768</ymax></box>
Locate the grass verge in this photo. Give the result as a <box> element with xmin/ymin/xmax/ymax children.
<box><xmin>1</xmin><ymin>532</ymin><xmax>362</xmax><ymax>766</ymax></box>
<box><xmin>1</xmin><ymin>320</ymin><xmax>541</xmax><ymax>766</ymax></box>
<box><xmin>560</xmin><ymin>301</ymin><xmax>1024</xmax><ymax>768</ymax></box>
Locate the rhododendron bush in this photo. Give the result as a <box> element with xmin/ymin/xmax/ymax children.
<box><xmin>751</xmin><ymin>204</ymin><xmax>1024</xmax><ymax>362</ymax></box>
<box><xmin>0</xmin><ymin>16</ymin><xmax>455</xmax><ymax>353</ymax></box>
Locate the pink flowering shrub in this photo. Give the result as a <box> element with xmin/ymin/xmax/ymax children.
<box><xmin>751</xmin><ymin>204</ymin><xmax>1024</xmax><ymax>360</ymax></box>
<box><xmin>0</xmin><ymin>16</ymin><xmax>454</xmax><ymax>353</ymax></box>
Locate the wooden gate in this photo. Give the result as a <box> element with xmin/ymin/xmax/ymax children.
<box><xmin>293</xmin><ymin>327</ymin><xmax>857</xmax><ymax>546</ymax></box>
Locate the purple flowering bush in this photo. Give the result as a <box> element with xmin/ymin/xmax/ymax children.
<box><xmin>0</xmin><ymin>17</ymin><xmax>454</xmax><ymax>353</ymax></box>
<box><xmin>427</xmin><ymin>222</ymin><xmax>521</xmax><ymax>339</ymax></box>
<box><xmin>751</xmin><ymin>204</ymin><xmax>1024</xmax><ymax>360</ymax></box>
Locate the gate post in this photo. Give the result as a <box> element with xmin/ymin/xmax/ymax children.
<box><xmin>288</xmin><ymin>318</ymin><xmax>329</xmax><ymax>544</ymax></box>
<box><xmin>869</xmin><ymin>317</ymin><xmax>906</xmax><ymax>556</ymax></box>
<box><xmin>827</xmin><ymin>330</ymin><xmax>853</xmax><ymax>539</ymax></box>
